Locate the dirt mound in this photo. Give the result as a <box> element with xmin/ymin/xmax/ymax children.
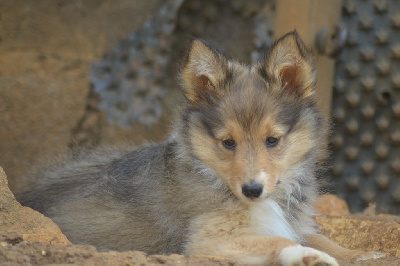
<box><xmin>0</xmin><ymin>167</ymin><xmax>70</xmax><ymax>245</ymax></box>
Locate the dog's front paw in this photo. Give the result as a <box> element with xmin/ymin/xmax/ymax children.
<box><xmin>279</xmin><ymin>246</ymin><xmax>338</xmax><ymax>266</ymax></box>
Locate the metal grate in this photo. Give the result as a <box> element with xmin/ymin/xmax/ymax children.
<box><xmin>91</xmin><ymin>0</ymin><xmax>184</xmax><ymax>128</ymax></box>
<box><xmin>331</xmin><ymin>0</ymin><xmax>400</xmax><ymax>214</ymax></box>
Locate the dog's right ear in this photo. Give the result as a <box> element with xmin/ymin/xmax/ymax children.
<box><xmin>180</xmin><ymin>40</ymin><xmax>229</xmax><ymax>105</ymax></box>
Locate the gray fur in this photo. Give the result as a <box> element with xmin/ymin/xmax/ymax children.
<box><xmin>19</xmin><ymin>142</ymin><xmax>236</xmax><ymax>254</ymax></box>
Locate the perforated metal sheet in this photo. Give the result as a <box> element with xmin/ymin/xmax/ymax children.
<box><xmin>332</xmin><ymin>0</ymin><xmax>400</xmax><ymax>214</ymax></box>
<box><xmin>91</xmin><ymin>0</ymin><xmax>184</xmax><ymax>128</ymax></box>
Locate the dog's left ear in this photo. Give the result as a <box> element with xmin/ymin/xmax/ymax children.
<box><xmin>263</xmin><ymin>31</ymin><xmax>316</xmax><ymax>98</ymax></box>
<box><xmin>180</xmin><ymin>39</ymin><xmax>229</xmax><ymax>105</ymax></box>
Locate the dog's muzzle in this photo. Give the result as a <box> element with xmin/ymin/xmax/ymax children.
<box><xmin>242</xmin><ymin>183</ymin><xmax>263</xmax><ymax>199</ymax></box>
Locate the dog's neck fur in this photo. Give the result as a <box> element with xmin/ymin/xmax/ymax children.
<box><xmin>250</xmin><ymin>199</ymin><xmax>300</xmax><ymax>242</ymax></box>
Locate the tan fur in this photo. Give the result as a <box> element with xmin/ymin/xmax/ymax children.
<box><xmin>185</xmin><ymin>203</ymin><xmax>300</xmax><ymax>265</ymax></box>
<box><xmin>190</xmin><ymin>112</ymin><xmax>297</xmax><ymax>201</ymax></box>
<box><xmin>304</xmin><ymin>234</ymin><xmax>385</xmax><ymax>263</ymax></box>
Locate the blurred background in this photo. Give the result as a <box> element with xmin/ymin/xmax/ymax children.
<box><xmin>0</xmin><ymin>0</ymin><xmax>399</xmax><ymax>214</ymax></box>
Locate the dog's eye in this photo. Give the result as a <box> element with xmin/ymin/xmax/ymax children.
<box><xmin>222</xmin><ymin>139</ymin><xmax>236</xmax><ymax>150</ymax></box>
<box><xmin>266</xmin><ymin>137</ymin><xmax>279</xmax><ymax>147</ymax></box>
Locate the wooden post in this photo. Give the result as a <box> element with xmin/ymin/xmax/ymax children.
<box><xmin>274</xmin><ymin>0</ymin><xmax>342</xmax><ymax>115</ymax></box>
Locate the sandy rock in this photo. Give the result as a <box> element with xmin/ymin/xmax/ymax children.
<box><xmin>0</xmin><ymin>166</ymin><xmax>70</xmax><ymax>245</ymax></box>
<box><xmin>316</xmin><ymin>215</ymin><xmax>400</xmax><ymax>257</ymax></box>
<box><xmin>0</xmin><ymin>241</ymin><xmax>235</xmax><ymax>266</ymax></box>
<box><xmin>314</xmin><ymin>194</ymin><xmax>351</xmax><ymax>216</ymax></box>
<box><xmin>0</xmin><ymin>236</ymin><xmax>398</xmax><ymax>266</ymax></box>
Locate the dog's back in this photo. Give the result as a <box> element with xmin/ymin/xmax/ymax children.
<box><xmin>19</xmin><ymin>142</ymin><xmax>234</xmax><ymax>254</ymax></box>
<box><xmin>20</xmin><ymin>143</ymin><xmax>176</xmax><ymax>253</ymax></box>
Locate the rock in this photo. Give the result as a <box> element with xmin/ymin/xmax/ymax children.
<box><xmin>0</xmin><ymin>242</ymin><xmax>235</xmax><ymax>265</ymax></box>
<box><xmin>316</xmin><ymin>215</ymin><xmax>400</xmax><ymax>257</ymax></box>
<box><xmin>314</xmin><ymin>194</ymin><xmax>351</xmax><ymax>216</ymax></box>
<box><xmin>0</xmin><ymin>166</ymin><xmax>70</xmax><ymax>245</ymax></box>
<box><xmin>0</xmin><ymin>234</ymin><xmax>398</xmax><ymax>266</ymax></box>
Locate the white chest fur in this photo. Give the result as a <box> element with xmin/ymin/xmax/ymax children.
<box><xmin>249</xmin><ymin>199</ymin><xmax>301</xmax><ymax>243</ymax></box>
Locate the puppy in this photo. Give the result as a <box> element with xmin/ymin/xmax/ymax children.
<box><xmin>20</xmin><ymin>31</ymin><xmax>383</xmax><ymax>265</ymax></box>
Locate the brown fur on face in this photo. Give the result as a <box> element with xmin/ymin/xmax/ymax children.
<box><xmin>180</xmin><ymin>32</ymin><xmax>324</xmax><ymax>202</ymax></box>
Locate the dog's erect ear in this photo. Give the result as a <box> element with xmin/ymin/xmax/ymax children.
<box><xmin>263</xmin><ymin>31</ymin><xmax>316</xmax><ymax>98</ymax></box>
<box><xmin>180</xmin><ymin>40</ymin><xmax>229</xmax><ymax>104</ymax></box>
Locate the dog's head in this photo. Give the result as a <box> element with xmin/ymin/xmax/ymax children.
<box><xmin>178</xmin><ymin>31</ymin><xmax>327</xmax><ymax>202</ymax></box>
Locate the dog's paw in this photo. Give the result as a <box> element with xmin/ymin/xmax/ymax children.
<box><xmin>356</xmin><ymin>251</ymin><xmax>385</xmax><ymax>261</ymax></box>
<box><xmin>279</xmin><ymin>246</ymin><xmax>338</xmax><ymax>266</ymax></box>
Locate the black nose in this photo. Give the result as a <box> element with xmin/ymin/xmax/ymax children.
<box><xmin>242</xmin><ymin>183</ymin><xmax>263</xmax><ymax>199</ymax></box>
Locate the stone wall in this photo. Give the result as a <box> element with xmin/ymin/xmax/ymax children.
<box><xmin>0</xmin><ymin>0</ymin><xmax>164</xmax><ymax>192</ymax></box>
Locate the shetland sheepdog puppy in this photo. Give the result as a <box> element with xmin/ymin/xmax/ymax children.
<box><xmin>20</xmin><ymin>31</ymin><xmax>383</xmax><ymax>265</ymax></box>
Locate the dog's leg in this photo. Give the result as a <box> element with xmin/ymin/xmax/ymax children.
<box><xmin>186</xmin><ymin>211</ymin><xmax>338</xmax><ymax>265</ymax></box>
<box><xmin>304</xmin><ymin>234</ymin><xmax>385</xmax><ymax>262</ymax></box>
<box><xmin>187</xmin><ymin>234</ymin><xmax>338</xmax><ymax>265</ymax></box>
